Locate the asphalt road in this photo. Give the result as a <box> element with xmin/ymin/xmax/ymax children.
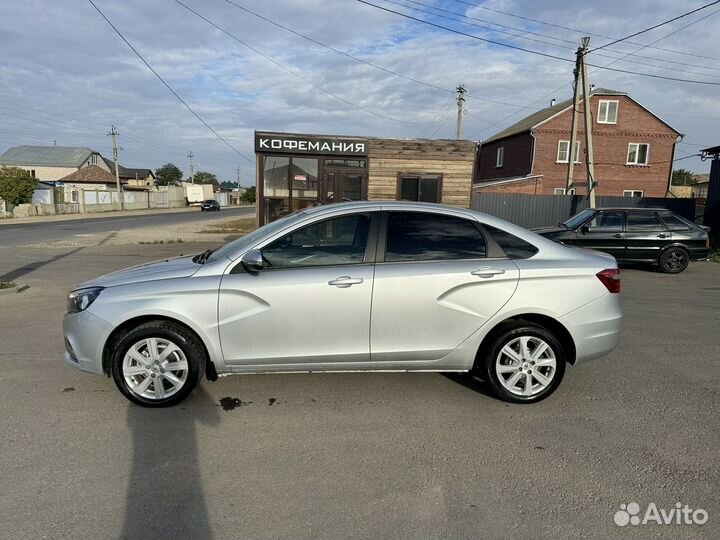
<box><xmin>0</xmin><ymin>206</ymin><xmax>254</xmax><ymax>247</ymax></box>
<box><xmin>0</xmin><ymin>241</ymin><xmax>718</xmax><ymax>540</ymax></box>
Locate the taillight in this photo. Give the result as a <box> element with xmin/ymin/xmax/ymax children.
<box><xmin>596</xmin><ymin>268</ymin><xmax>621</xmax><ymax>293</ymax></box>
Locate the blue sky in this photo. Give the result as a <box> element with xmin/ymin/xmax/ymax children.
<box><xmin>0</xmin><ymin>0</ymin><xmax>718</xmax><ymax>183</ymax></box>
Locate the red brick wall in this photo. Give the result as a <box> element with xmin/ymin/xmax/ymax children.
<box><xmin>473</xmin><ymin>177</ymin><xmax>543</xmax><ymax>194</ymax></box>
<box><xmin>532</xmin><ymin>95</ymin><xmax>678</xmax><ymax>197</ymax></box>
<box><xmin>476</xmin><ymin>133</ymin><xmax>533</xmax><ymax>181</ymax></box>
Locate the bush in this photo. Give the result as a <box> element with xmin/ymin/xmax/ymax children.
<box><xmin>0</xmin><ymin>167</ymin><xmax>38</xmax><ymax>206</ymax></box>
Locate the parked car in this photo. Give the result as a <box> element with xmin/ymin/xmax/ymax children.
<box><xmin>200</xmin><ymin>199</ymin><xmax>220</xmax><ymax>211</ymax></box>
<box><xmin>534</xmin><ymin>208</ymin><xmax>711</xmax><ymax>274</ymax></box>
<box><xmin>63</xmin><ymin>202</ymin><xmax>622</xmax><ymax>407</ymax></box>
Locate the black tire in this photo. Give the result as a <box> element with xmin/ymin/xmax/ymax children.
<box><xmin>658</xmin><ymin>246</ymin><xmax>689</xmax><ymax>274</ymax></box>
<box><xmin>110</xmin><ymin>320</ymin><xmax>205</xmax><ymax>407</ymax></box>
<box><xmin>480</xmin><ymin>322</ymin><xmax>566</xmax><ymax>404</ymax></box>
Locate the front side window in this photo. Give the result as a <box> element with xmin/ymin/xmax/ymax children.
<box><xmin>627</xmin><ymin>212</ymin><xmax>664</xmax><ymax>231</ymax></box>
<box><xmin>385</xmin><ymin>212</ymin><xmax>486</xmax><ymax>262</ymax></box>
<box><xmin>262</xmin><ymin>214</ymin><xmax>370</xmax><ymax>269</ymax></box>
<box><xmin>627</xmin><ymin>143</ymin><xmax>649</xmax><ymax>165</ymax></box>
<box><xmin>556</xmin><ymin>140</ymin><xmax>581</xmax><ymax>163</ymax></box>
<box><xmin>586</xmin><ymin>211</ymin><xmax>625</xmax><ymax>231</ymax></box>
<box><xmin>398</xmin><ymin>174</ymin><xmax>441</xmax><ymax>203</ymax></box>
<box><xmin>496</xmin><ymin>147</ymin><xmax>504</xmax><ymax>168</ymax></box>
<box><xmin>598</xmin><ymin>100</ymin><xmax>619</xmax><ymax>124</ymax></box>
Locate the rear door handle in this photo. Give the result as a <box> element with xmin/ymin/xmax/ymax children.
<box><xmin>657</xmin><ymin>233</ymin><xmax>668</xmax><ymax>238</ymax></box>
<box><xmin>471</xmin><ymin>267</ymin><xmax>506</xmax><ymax>278</ymax></box>
<box><xmin>613</xmin><ymin>233</ymin><xmax>624</xmax><ymax>238</ymax></box>
<box><xmin>328</xmin><ymin>276</ymin><xmax>364</xmax><ymax>288</ymax></box>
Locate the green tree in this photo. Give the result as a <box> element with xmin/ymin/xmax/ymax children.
<box><xmin>240</xmin><ymin>186</ymin><xmax>256</xmax><ymax>204</ymax></box>
<box><xmin>672</xmin><ymin>168</ymin><xmax>697</xmax><ymax>186</ymax></box>
<box><xmin>0</xmin><ymin>166</ymin><xmax>38</xmax><ymax>206</ymax></box>
<box><xmin>155</xmin><ymin>163</ymin><xmax>183</xmax><ymax>186</ymax></box>
<box><xmin>190</xmin><ymin>171</ymin><xmax>219</xmax><ymax>187</ymax></box>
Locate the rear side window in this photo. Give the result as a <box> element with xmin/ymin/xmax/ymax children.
<box><xmin>385</xmin><ymin>212</ymin><xmax>486</xmax><ymax>262</ymax></box>
<box><xmin>483</xmin><ymin>224</ymin><xmax>539</xmax><ymax>259</ymax></box>
<box><xmin>627</xmin><ymin>212</ymin><xmax>664</xmax><ymax>231</ymax></box>
<box><xmin>660</xmin><ymin>213</ymin><xmax>692</xmax><ymax>231</ymax></box>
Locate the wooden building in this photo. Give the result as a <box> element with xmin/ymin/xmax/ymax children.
<box><xmin>255</xmin><ymin>131</ymin><xmax>477</xmax><ymax>225</ymax></box>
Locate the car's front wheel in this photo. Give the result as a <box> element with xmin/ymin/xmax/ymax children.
<box><xmin>111</xmin><ymin>321</ymin><xmax>205</xmax><ymax>407</ymax></box>
<box><xmin>480</xmin><ymin>322</ymin><xmax>566</xmax><ymax>404</ymax></box>
<box><xmin>658</xmin><ymin>247</ymin><xmax>689</xmax><ymax>274</ymax></box>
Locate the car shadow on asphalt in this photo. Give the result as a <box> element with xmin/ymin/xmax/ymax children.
<box><xmin>120</xmin><ymin>386</ymin><xmax>220</xmax><ymax>540</ymax></box>
<box><xmin>442</xmin><ymin>372</ymin><xmax>496</xmax><ymax>399</ymax></box>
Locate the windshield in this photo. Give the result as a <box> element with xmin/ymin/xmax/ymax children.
<box><xmin>563</xmin><ymin>209</ymin><xmax>596</xmax><ymax>229</ymax></box>
<box><xmin>208</xmin><ymin>211</ymin><xmax>305</xmax><ymax>262</ymax></box>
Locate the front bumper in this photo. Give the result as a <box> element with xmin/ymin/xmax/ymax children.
<box><xmin>63</xmin><ymin>309</ymin><xmax>114</xmax><ymax>375</ymax></box>
<box><xmin>561</xmin><ymin>293</ymin><xmax>623</xmax><ymax>364</ymax></box>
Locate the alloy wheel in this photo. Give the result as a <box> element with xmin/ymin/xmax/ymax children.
<box><xmin>122</xmin><ymin>337</ymin><xmax>189</xmax><ymax>400</ymax></box>
<box><xmin>495</xmin><ymin>336</ymin><xmax>557</xmax><ymax>397</ymax></box>
<box><xmin>665</xmin><ymin>250</ymin><xmax>687</xmax><ymax>272</ymax></box>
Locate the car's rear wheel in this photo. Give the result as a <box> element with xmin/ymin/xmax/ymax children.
<box><xmin>480</xmin><ymin>322</ymin><xmax>566</xmax><ymax>404</ymax></box>
<box><xmin>111</xmin><ymin>321</ymin><xmax>204</xmax><ymax>407</ymax></box>
<box><xmin>658</xmin><ymin>247</ymin><xmax>689</xmax><ymax>274</ymax></box>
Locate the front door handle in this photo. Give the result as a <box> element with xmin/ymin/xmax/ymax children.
<box><xmin>328</xmin><ymin>276</ymin><xmax>364</xmax><ymax>288</ymax></box>
<box><xmin>471</xmin><ymin>267</ymin><xmax>506</xmax><ymax>278</ymax></box>
<box><xmin>613</xmin><ymin>233</ymin><xmax>624</xmax><ymax>239</ymax></box>
<box><xmin>657</xmin><ymin>233</ymin><xmax>668</xmax><ymax>238</ymax></box>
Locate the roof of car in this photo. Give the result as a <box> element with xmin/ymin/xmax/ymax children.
<box><xmin>593</xmin><ymin>207</ymin><xmax>675</xmax><ymax>212</ymax></box>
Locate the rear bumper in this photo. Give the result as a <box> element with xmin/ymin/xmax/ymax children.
<box><xmin>63</xmin><ymin>309</ymin><xmax>113</xmax><ymax>375</ymax></box>
<box><xmin>561</xmin><ymin>293</ymin><xmax>623</xmax><ymax>364</ymax></box>
<box><xmin>689</xmin><ymin>247</ymin><xmax>711</xmax><ymax>261</ymax></box>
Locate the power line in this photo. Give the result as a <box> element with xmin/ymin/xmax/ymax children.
<box><xmin>172</xmin><ymin>0</ymin><xmax>414</xmax><ymax>125</ymax></box>
<box><xmin>391</xmin><ymin>0</ymin><xmax>720</xmax><ymax>75</ymax></box>
<box><xmin>357</xmin><ymin>0</ymin><xmax>720</xmax><ymax>86</ymax></box>
<box><xmin>86</xmin><ymin>0</ymin><xmax>253</xmax><ymax>162</ymax></box>
<box><xmin>591</xmin><ymin>0</ymin><xmax>720</xmax><ymax>52</ymax></box>
<box><xmin>446</xmin><ymin>0</ymin><xmax>720</xmax><ymax>63</ymax></box>
<box><xmin>222</xmin><ymin>0</ymin><xmax>528</xmax><ymax>109</ymax></box>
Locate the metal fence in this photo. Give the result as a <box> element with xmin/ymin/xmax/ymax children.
<box><xmin>471</xmin><ymin>193</ymin><xmax>698</xmax><ymax>229</ymax></box>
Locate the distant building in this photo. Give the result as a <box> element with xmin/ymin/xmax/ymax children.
<box><xmin>692</xmin><ymin>181</ymin><xmax>710</xmax><ymax>199</ymax></box>
<box><xmin>0</xmin><ymin>145</ymin><xmax>110</xmax><ymax>181</ymax></box>
<box><xmin>102</xmin><ymin>157</ymin><xmax>155</xmax><ymax>187</ymax></box>
<box><xmin>474</xmin><ymin>88</ymin><xmax>681</xmax><ymax>198</ymax></box>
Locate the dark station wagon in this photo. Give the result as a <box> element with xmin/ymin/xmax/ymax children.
<box><xmin>534</xmin><ymin>208</ymin><xmax>711</xmax><ymax>274</ymax></box>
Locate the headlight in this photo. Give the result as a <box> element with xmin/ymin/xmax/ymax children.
<box><xmin>66</xmin><ymin>287</ymin><xmax>103</xmax><ymax>314</ymax></box>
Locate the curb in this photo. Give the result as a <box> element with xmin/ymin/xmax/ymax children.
<box><xmin>0</xmin><ymin>284</ymin><xmax>30</xmax><ymax>296</ymax></box>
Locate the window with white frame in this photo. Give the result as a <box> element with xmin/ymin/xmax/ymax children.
<box><xmin>554</xmin><ymin>188</ymin><xmax>576</xmax><ymax>195</ymax></box>
<box><xmin>90</xmin><ymin>154</ymin><xmax>98</xmax><ymax>165</ymax></box>
<box><xmin>627</xmin><ymin>143</ymin><xmax>649</xmax><ymax>165</ymax></box>
<box><xmin>623</xmin><ymin>190</ymin><xmax>644</xmax><ymax>197</ymax></box>
<box><xmin>556</xmin><ymin>140</ymin><xmax>581</xmax><ymax>163</ymax></box>
<box><xmin>496</xmin><ymin>147</ymin><xmax>504</xmax><ymax>168</ymax></box>
<box><xmin>598</xmin><ymin>100</ymin><xmax>619</xmax><ymax>124</ymax></box>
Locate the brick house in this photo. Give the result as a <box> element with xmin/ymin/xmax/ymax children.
<box><xmin>474</xmin><ymin>88</ymin><xmax>681</xmax><ymax>198</ymax></box>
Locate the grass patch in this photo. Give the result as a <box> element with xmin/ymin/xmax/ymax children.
<box><xmin>138</xmin><ymin>239</ymin><xmax>185</xmax><ymax>245</ymax></box>
<box><xmin>202</xmin><ymin>217</ymin><xmax>257</xmax><ymax>235</ymax></box>
<box><xmin>0</xmin><ymin>281</ymin><xmax>17</xmax><ymax>289</ymax></box>
<box><xmin>710</xmin><ymin>250</ymin><xmax>720</xmax><ymax>263</ymax></box>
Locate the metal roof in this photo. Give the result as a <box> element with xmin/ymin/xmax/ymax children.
<box><xmin>483</xmin><ymin>88</ymin><xmax>628</xmax><ymax>144</ymax></box>
<box><xmin>0</xmin><ymin>145</ymin><xmax>96</xmax><ymax>167</ymax></box>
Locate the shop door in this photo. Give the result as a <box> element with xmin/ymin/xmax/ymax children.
<box><xmin>322</xmin><ymin>170</ymin><xmax>367</xmax><ymax>204</ymax></box>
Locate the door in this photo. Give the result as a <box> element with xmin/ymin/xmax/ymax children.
<box><xmin>625</xmin><ymin>211</ymin><xmax>672</xmax><ymax>261</ymax></box>
<box><xmin>218</xmin><ymin>212</ymin><xmax>376</xmax><ymax>366</ymax></box>
<box><xmin>321</xmin><ymin>169</ymin><xmax>367</xmax><ymax>204</ymax></box>
<box><xmin>574</xmin><ymin>210</ymin><xmax>627</xmax><ymax>259</ymax></box>
<box><xmin>370</xmin><ymin>211</ymin><xmax>519</xmax><ymax>363</ymax></box>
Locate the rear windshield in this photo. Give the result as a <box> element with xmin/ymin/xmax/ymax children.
<box><xmin>483</xmin><ymin>224</ymin><xmax>539</xmax><ymax>259</ymax></box>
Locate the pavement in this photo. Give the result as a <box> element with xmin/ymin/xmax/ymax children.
<box><xmin>0</xmin><ymin>205</ymin><xmax>255</xmax><ymax>248</ymax></box>
<box><xmin>0</xmin><ymin>236</ymin><xmax>718</xmax><ymax>540</ymax></box>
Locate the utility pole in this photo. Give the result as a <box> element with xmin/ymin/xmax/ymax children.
<box><xmin>579</xmin><ymin>37</ymin><xmax>597</xmax><ymax>207</ymax></box>
<box><xmin>566</xmin><ymin>46</ymin><xmax>583</xmax><ymax>194</ymax></box>
<box><xmin>236</xmin><ymin>167</ymin><xmax>241</xmax><ymax>205</ymax></box>
<box><xmin>187</xmin><ymin>150</ymin><xmax>195</xmax><ymax>184</ymax></box>
<box><xmin>456</xmin><ymin>84</ymin><xmax>466</xmax><ymax>140</ymax></box>
<box><xmin>108</xmin><ymin>125</ymin><xmax>123</xmax><ymax>211</ymax></box>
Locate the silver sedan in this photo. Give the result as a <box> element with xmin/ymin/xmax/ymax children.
<box><xmin>63</xmin><ymin>201</ymin><xmax>623</xmax><ymax>407</ymax></box>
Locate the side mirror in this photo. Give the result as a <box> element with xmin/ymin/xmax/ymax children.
<box><xmin>580</xmin><ymin>225</ymin><xmax>590</xmax><ymax>234</ymax></box>
<box><xmin>241</xmin><ymin>249</ymin><xmax>264</xmax><ymax>274</ymax></box>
